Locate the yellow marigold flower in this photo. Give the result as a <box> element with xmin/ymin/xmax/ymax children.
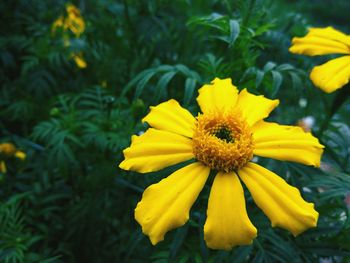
<box><xmin>72</xmin><ymin>53</ymin><xmax>87</xmax><ymax>68</ymax></box>
<box><xmin>289</xmin><ymin>26</ymin><xmax>350</xmax><ymax>93</ymax></box>
<box><xmin>119</xmin><ymin>78</ymin><xmax>324</xmax><ymax>250</ymax></box>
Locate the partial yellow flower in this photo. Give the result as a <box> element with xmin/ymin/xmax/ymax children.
<box><xmin>289</xmin><ymin>26</ymin><xmax>350</xmax><ymax>93</ymax></box>
<box><xmin>72</xmin><ymin>53</ymin><xmax>87</xmax><ymax>68</ymax></box>
<box><xmin>119</xmin><ymin>78</ymin><xmax>324</xmax><ymax>250</ymax></box>
<box><xmin>52</xmin><ymin>15</ymin><xmax>65</xmax><ymax>34</ymax></box>
<box><xmin>0</xmin><ymin>143</ymin><xmax>26</xmax><ymax>160</ymax></box>
<box><xmin>66</xmin><ymin>15</ymin><xmax>85</xmax><ymax>37</ymax></box>
<box><xmin>51</xmin><ymin>3</ymin><xmax>85</xmax><ymax>37</ymax></box>
<box><xmin>66</xmin><ymin>3</ymin><xmax>81</xmax><ymax>17</ymax></box>
<box><xmin>65</xmin><ymin>4</ymin><xmax>85</xmax><ymax>36</ymax></box>
<box><xmin>14</xmin><ymin>151</ymin><xmax>26</xmax><ymax>160</ymax></box>
<box><xmin>0</xmin><ymin>143</ymin><xmax>26</xmax><ymax>174</ymax></box>
<box><xmin>0</xmin><ymin>143</ymin><xmax>17</xmax><ymax>156</ymax></box>
<box><xmin>0</xmin><ymin>161</ymin><xmax>7</xmax><ymax>174</ymax></box>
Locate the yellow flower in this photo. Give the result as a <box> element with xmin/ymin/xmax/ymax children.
<box><xmin>65</xmin><ymin>3</ymin><xmax>85</xmax><ymax>36</ymax></box>
<box><xmin>119</xmin><ymin>78</ymin><xmax>324</xmax><ymax>250</ymax></box>
<box><xmin>52</xmin><ymin>15</ymin><xmax>65</xmax><ymax>34</ymax></box>
<box><xmin>14</xmin><ymin>151</ymin><xmax>26</xmax><ymax>160</ymax></box>
<box><xmin>0</xmin><ymin>143</ymin><xmax>26</xmax><ymax>174</ymax></box>
<box><xmin>0</xmin><ymin>143</ymin><xmax>26</xmax><ymax>160</ymax></box>
<box><xmin>72</xmin><ymin>53</ymin><xmax>87</xmax><ymax>68</ymax></box>
<box><xmin>289</xmin><ymin>26</ymin><xmax>350</xmax><ymax>93</ymax></box>
<box><xmin>51</xmin><ymin>4</ymin><xmax>85</xmax><ymax>37</ymax></box>
<box><xmin>0</xmin><ymin>143</ymin><xmax>17</xmax><ymax>156</ymax></box>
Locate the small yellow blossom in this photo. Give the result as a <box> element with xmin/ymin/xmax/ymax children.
<box><xmin>52</xmin><ymin>3</ymin><xmax>85</xmax><ymax>37</ymax></box>
<box><xmin>0</xmin><ymin>142</ymin><xmax>26</xmax><ymax>174</ymax></box>
<box><xmin>66</xmin><ymin>3</ymin><xmax>81</xmax><ymax>16</ymax></box>
<box><xmin>290</xmin><ymin>27</ymin><xmax>350</xmax><ymax>93</ymax></box>
<box><xmin>0</xmin><ymin>143</ymin><xmax>17</xmax><ymax>155</ymax></box>
<box><xmin>14</xmin><ymin>151</ymin><xmax>26</xmax><ymax>160</ymax></box>
<box><xmin>52</xmin><ymin>15</ymin><xmax>65</xmax><ymax>33</ymax></box>
<box><xmin>119</xmin><ymin>78</ymin><xmax>324</xmax><ymax>250</ymax></box>
<box><xmin>0</xmin><ymin>161</ymin><xmax>6</xmax><ymax>174</ymax></box>
<box><xmin>72</xmin><ymin>53</ymin><xmax>87</xmax><ymax>68</ymax></box>
<box><xmin>51</xmin><ymin>4</ymin><xmax>87</xmax><ymax>69</ymax></box>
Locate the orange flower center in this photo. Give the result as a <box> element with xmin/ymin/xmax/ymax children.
<box><xmin>192</xmin><ymin>110</ymin><xmax>254</xmax><ymax>172</ymax></box>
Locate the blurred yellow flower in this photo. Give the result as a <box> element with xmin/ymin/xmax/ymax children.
<box><xmin>0</xmin><ymin>143</ymin><xmax>17</xmax><ymax>155</ymax></box>
<box><xmin>72</xmin><ymin>53</ymin><xmax>87</xmax><ymax>68</ymax></box>
<box><xmin>66</xmin><ymin>3</ymin><xmax>81</xmax><ymax>16</ymax></box>
<box><xmin>0</xmin><ymin>142</ymin><xmax>26</xmax><ymax>174</ymax></box>
<box><xmin>51</xmin><ymin>3</ymin><xmax>85</xmax><ymax>37</ymax></box>
<box><xmin>52</xmin><ymin>15</ymin><xmax>65</xmax><ymax>33</ymax></box>
<box><xmin>15</xmin><ymin>151</ymin><xmax>26</xmax><ymax>160</ymax></box>
<box><xmin>0</xmin><ymin>161</ymin><xmax>7</xmax><ymax>173</ymax></box>
<box><xmin>66</xmin><ymin>4</ymin><xmax>85</xmax><ymax>36</ymax></box>
<box><xmin>119</xmin><ymin>78</ymin><xmax>324</xmax><ymax>250</ymax></box>
<box><xmin>289</xmin><ymin>27</ymin><xmax>350</xmax><ymax>93</ymax></box>
<box><xmin>51</xmin><ymin>4</ymin><xmax>87</xmax><ymax>69</ymax></box>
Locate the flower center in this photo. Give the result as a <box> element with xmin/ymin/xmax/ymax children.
<box><xmin>192</xmin><ymin>110</ymin><xmax>254</xmax><ymax>172</ymax></box>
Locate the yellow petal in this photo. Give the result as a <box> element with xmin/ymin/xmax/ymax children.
<box><xmin>52</xmin><ymin>16</ymin><xmax>65</xmax><ymax>33</ymax></box>
<box><xmin>0</xmin><ymin>161</ymin><xmax>6</xmax><ymax>173</ymax></box>
<box><xmin>204</xmin><ymin>171</ymin><xmax>257</xmax><ymax>250</ymax></box>
<box><xmin>135</xmin><ymin>162</ymin><xmax>210</xmax><ymax>245</ymax></box>
<box><xmin>310</xmin><ymin>55</ymin><xmax>350</xmax><ymax>93</ymax></box>
<box><xmin>14</xmin><ymin>151</ymin><xmax>26</xmax><ymax>160</ymax></box>
<box><xmin>66</xmin><ymin>3</ymin><xmax>81</xmax><ymax>16</ymax></box>
<box><xmin>235</xmin><ymin>89</ymin><xmax>279</xmax><ymax>126</ymax></box>
<box><xmin>119</xmin><ymin>128</ymin><xmax>194</xmax><ymax>173</ymax></box>
<box><xmin>196</xmin><ymin>78</ymin><xmax>238</xmax><ymax>114</ymax></box>
<box><xmin>253</xmin><ymin>121</ymin><xmax>324</xmax><ymax>167</ymax></box>
<box><xmin>289</xmin><ymin>27</ymin><xmax>350</xmax><ymax>56</ymax></box>
<box><xmin>142</xmin><ymin>99</ymin><xmax>196</xmax><ymax>138</ymax></box>
<box><xmin>238</xmin><ymin>163</ymin><xmax>319</xmax><ymax>236</ymax></box>
<box><xmin>73</xmin><ymin>54</ymin><xmax>87</xmax><ymax>68</ymax></box>
<box><xmin>67</xmin><ymin>16</ymin><xmax>85</xmax><ymax>36</ymax></box>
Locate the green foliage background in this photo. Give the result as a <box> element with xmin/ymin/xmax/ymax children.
<box><xmin>1</xmin><ymin>0</ymin><xmax>350</xmax><ymax>262</ymax></box>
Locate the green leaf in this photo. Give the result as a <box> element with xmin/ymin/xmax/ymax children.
<box><xmin>228</xmin><ymin>19</ymin><xmax>240</xmax><ymax>47</ymax></box>
<box><xmin>270</xmin><ymin>70</ymin><xmax>283</xmax><ymax>97</ymax></box>
<box><xmin>183</xmin><ymin>78</ymin><xmax>196</xmax><ymax>105</ymax></box>
<box><xmin>155</xmin><ymin>71</ymin><xmax>177</xmax><ymax>102</ymax></box>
